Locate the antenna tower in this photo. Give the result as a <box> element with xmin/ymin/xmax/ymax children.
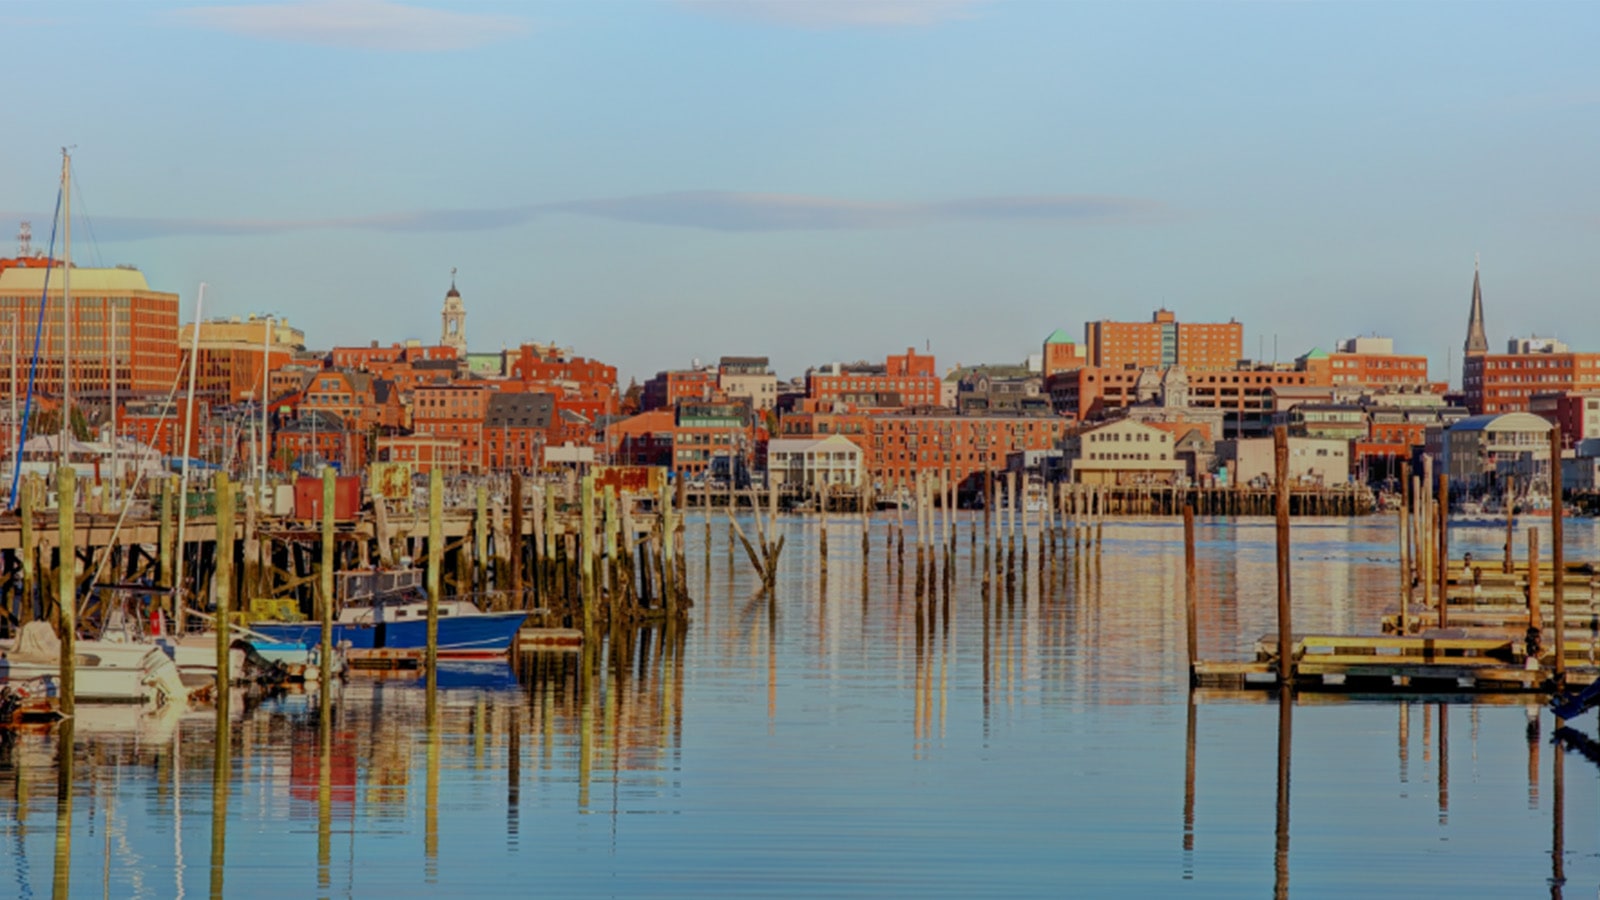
<box><xmin>16</xmin><ymin>221</ymin><xmax>31</xmax><ymax>257</ymax></box>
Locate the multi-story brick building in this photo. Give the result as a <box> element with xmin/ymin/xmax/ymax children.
<box><xmin>865</xmin><ymin>409</ymin><xmax>1068</xmax><ymax>491</ymax></box>
<box><xmin>507</xmin><ymin>343</ymin><xmax>618</xmax><ymax>420</ymax></box>
<box><xmin>272</xmin><ymin>410</ymin><xmax>364</xmax><ymax>473</ymax></box>
<box><xmin>1463</xmin><ymin>342</ymin><xmax>1600</xmax><ymax>415</ymax></box>
<box><xmin>178</xmin><ymin>315</ymin><xmax>305</xmax><ymax>405</ymax></box>
<box><xmin>1530</xmin><ymin>391</ymin><xmax>1600</xmax><ymax>450</ymax></box>
<box><xmin>1297</xmin><ymin>337</ymin><xmax>1442</xmax><ymax>393</ymax></box>
<box><xmin>0</xmin><ymin>265</ymin><xmax>181</xmax><ymax>399</ymax></box>
<box><xmin>641</xmin><ymin>366</ymin><xmax>717</xmax><ymax>412</ymax></box>
<box><xmin>718</xmin><ymin>356</ymin><xmax>777</xmax><ymax>411</ymax></box>
<box><xmin>375</xmin><ymin>434</ymin><xmax>462</xmax><ymax>473</ymax></box>
<box><xmin>483</xmin><ymin>392</ymin><xmax>555</xmax><ymax>470</ymax></box>
<box><xmin>411</xmin><ymin>383</ymin><xmax>493</xmax><ymax>472</ymax></box>
<box><xmin>1041</xmin><ymin>329</ymin><xmax>1087</xmax><ymax>377</ymax></box>
<box><xmin>805</xmin><ymin>348</ymin><xmax>939</xmax><ymax>411</ymax></box>
<box><xmin>298</xmin><ymin>369</ymin><xmax>379</xmax><ymax>432</ymax></box>
<box><xmin>1049</xmin><ymin>362</ymin><xmax>1330</xmax><ymax>436</ymax></box>
<box><xmin>1084</xmin><ymin>309</ymin><xmax>1241</xmax><ymax>371</ymax></box>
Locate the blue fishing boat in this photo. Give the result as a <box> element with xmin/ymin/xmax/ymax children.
<box><xmin>249</xmin><ymin>569</ymin><xmax>528</xmax><ymax>659</ymax></box>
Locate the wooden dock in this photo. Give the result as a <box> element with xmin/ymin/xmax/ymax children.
<box><xmin>345</xmin><ymin>648</ymin><xmax>423</xmax><ymax>672</ymax></box>
<box><xmin>517</xmin><ymin>627</ymin><xmax>583</xmax><ymax>650</ymax></box>
<box><xmin>1193</xmin><ymin>631</ymin><xmax>1600</xmax><ymax>692</ymax></box>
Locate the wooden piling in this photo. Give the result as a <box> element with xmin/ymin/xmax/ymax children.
<box><xmin>20</xmin><ymin>474</ymin><xmax>36</xmax><ymax>623</ymax></box>
<box><xmin>509</xmin><ymin>472</ymin><xmax>524</xmax><ymax>599</ymax></box>
<box><xmin>475</xmin><ymin>485</ymin><xmax>489</xmax><ymax>597</ymax></box>
<box><xmin>1527</xmin><ymin>528</ymin><xmax>1542</xmax><ymax>634</ymax></box>
<box><xmin>1184</xmin><ymin>502</ymin><xmax>1197</xmax><ymax>680</ymax></box>
<box><xmin>426</xmin><ymin>467</ymin><xmax>442</xmax><ymax>678</ymax></box>
<box><xmin>1503</xmin><ymin>475</ymin><xmax>1516</xmax><ymax>574</ymax></box>
<box><xmin>604</xmin><ymin>484</ymin><xmax>619</xmax><ymax>614</ymax></box>
<box><xmin>580</xmin><ymin>474</ymin><xmax>595</xmax><ymax>615</ymax></box>
<box><xmin>215</xmin><ymin>472</ymin><xmax>234</xmax><ymax>701</ymax></box>
<box><xmin>156</xmin><ymin>475</ymin><xmax>172</xmax><ymax>591</ymax></box>
<box><xmin>1398</xmin><ymin>462</ymin><xmax>1411</xmax><ymax>635</ymax></box>
<box><xmin>661</xmin><ymin>480</ymin><xmax>677</xmax><ymax>619</ymax></box>
<box><xmin>372</xmin><ymin>491</ymin><xmax>393</xmax><ymax>567</ymax></box>
<box><xmin>1436</xmin><ymin>474</ymin><xmax>1449</xmax><ymax>629</ymax></box>
<box><xmin>1551</xmin><ymin>425</ymin><xmax>1565</xmax><ymax>680</ymax></box>
<box><xmin>320</xmin><ymin>468</ymin><xmax>336</xmax><ymax>696</ymax></box>
<box><xmin>1273</xmin><ymin>425</ymin><xmax>1293</xmax><ymax>684</ymax></box>
<box><xmin>57</xmin><ymin>467</ymin><xmax>76</xmax><ymax>717</ymax></box>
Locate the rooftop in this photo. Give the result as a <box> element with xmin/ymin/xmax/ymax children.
<box><xmin>0</xmin><ymin>266</ymin><xmax>157</xmax><ymax>294</ymax></box>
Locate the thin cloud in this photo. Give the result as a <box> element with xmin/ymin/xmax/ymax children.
<box><xmin>676</xmin><ymin>0</ymin><xmax>988</xmax><ymax>28</ymax></box>
<box><xmin>0</xmin><ymin>190</ymin><xmax>1166</xmax><ymax>241</ymax></box>
<box><xmin>175</xmin><ymin>0</ymin><xmax>529</xmax><ymax>51</ymax></box>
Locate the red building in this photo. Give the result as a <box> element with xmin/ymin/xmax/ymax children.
<box><xmin>507</xmin><ymin>343</ymin><xmax>619</xmax><ymax>420</ymax></box>
<box><xmin>1530</xmin><ymin>391</ymin><xmax>1600</xmax><ymax>449</ymax></box>
<box><xmin>805</xmin><ymin>348</ymin><xmax>940</xmax><ymax>410</ymax></box>
<box><xmin>272</xmin><ymin>411</ymin><xmax>365</xmax><ymax>472</ymax></box>
<box><xmin>1464</xmin><ymin>350</ymin><xmax>1600</xmax><ymax>415</ymax></box>
<box><xmin>376</xmin><ymin>434</ymin><xmax>461</xmax><ymax>473</ymax></box>
<box><xmin>483</xmin><ymin>392</ymin><xmax>556</xmax><ymax>470</ymax></box>
<box><xmin>0</xmin><ymin>265</ymin><xmax>181</xmax><ymax>400</ymax></box>
<box><xmin>606</xmin><ymin>409</ymin><xmax>675</xmax><ymax>468</ymax></box>
<box><xmin>641</xmin><ymin>367</ymin><xmax>717</xmax><ymax>412</ymax></box>
<box><xmin>412</xmin><ymin>383</ymin><xmax>493</xmax><ymax>472</ymax></box>
<box><xmin>1084</xmin><ymin>309</ymin><xmax>1241</xmax><ymax>371</ymax></box>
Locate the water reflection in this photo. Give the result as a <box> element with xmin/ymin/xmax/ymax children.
<box><xmin>0</xmin><ymin>516</ymin><xmax>1596</xmax><ymax>896</ymax></box>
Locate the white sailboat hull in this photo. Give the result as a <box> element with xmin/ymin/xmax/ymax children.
<box><xmin>0</xmin><ymin>639</ymin><xmax>187</xmax><ymax>704</ymax></box>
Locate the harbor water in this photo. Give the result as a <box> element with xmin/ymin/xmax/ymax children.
<box><xmin>4</xmin><ymin>514</ymin><xmax>1598</xmax><ymax>897</ymax></box>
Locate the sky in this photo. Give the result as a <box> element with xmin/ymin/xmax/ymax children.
<box><xmin>1</xmin><ymin>0</ymin><xmax>1596</xmax><ymax>387</ymax></box>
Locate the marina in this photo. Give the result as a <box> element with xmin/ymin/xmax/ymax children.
<box><xmin>4</xmin><ymin>505</ymin><xmax>1600</xmax><ymax>896</ymax></box>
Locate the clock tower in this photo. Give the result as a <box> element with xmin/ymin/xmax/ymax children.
<box><xmin>441</xmin><ymin>268</ymin><xmax>467</xmax><ymax>356</ymax></box>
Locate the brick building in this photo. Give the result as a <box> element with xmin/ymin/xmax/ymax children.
<box><xmin>411</xmin><ymin>383</ymin><xmax>492</xmax><ymax>472</ymax></box>
<box><xmin>507</xmin><ymin>343</ymin><xmax>618</xmax><ymax>420</ymax></box>
<box><xmin>1530</xmin><ymin>391</ymin><xmax>1600</xmax><ymax>450</ymax></box>
<box><xmin>483</xmin><ymin>392</ymin><xmax>556</xmax><ymax>470</ymax></box>
<box><xmin>1084</xmin><ymin>309</ymin><xmax>1241</xmax><ymax>371</ymax></box>
<box><xmin>1041</xmin><ymin>329</ymin><xmax>1086</xmax><ymax>377</ymax></box>
<box><xmin>805</xmin><ymin>348</ymin><xmax>939</xmax><ymax>411</ymax></box>
<box><xmin>642</xmin><ymin>367</ymin><xmax>717</xmax><ymax>412</ymax></box>
<box><xmin>0</xmin><ymin>265</ymin><xmax>181</xmax><ymax>399</ymax></box>
<box><xmin>1297</xmin><ymin>337</ymin><xmax>1442</xmax><ymax>393</ymax></box>
<box><xmin>1463</xmin><ymin>344</ymin><xmax>1600</xmax><ymax>415</ymax></box>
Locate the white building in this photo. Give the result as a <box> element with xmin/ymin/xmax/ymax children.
<box><xmin>1060</xmin><ymin>419</ymin><xmax>1185</xmax><ymax>485</ymax></box>
<box><xmin>1216</xmin><ymin>436</ymin><xmax>1350</xmax><ymax>487</ymax></box>
<box><xmin>1441</xmin><ymin>412</ymin><xmax>1553</xmax><ymax>491</ymax></box>
<box><xmin>767</xmin><ymin>435</ymin><xmax>863</xmax><ymax>493</ymax></box>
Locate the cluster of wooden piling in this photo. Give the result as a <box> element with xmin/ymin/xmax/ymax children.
<box><xmin>1</xmin><ymin>466</ymin><xmax>701</xmax><ymax>704</ymax></box>
<box><xmin>1192</xmin><ymin>425</ymin><xmax>1597</xmax><ymax>693</ymax></box>
<box><xmin>816</xmin><ymin>468</ymin><xmax>1111</xmax><ymax>612</ymax></box>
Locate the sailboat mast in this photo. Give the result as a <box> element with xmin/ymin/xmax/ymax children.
<box><xmin>174</xmin><ymin>282</ymin><xmax>206</xmax><ymax>632</ymax></box>
<box><xmin>59</xmin><ymin>149</ymin><xmax>71</xmax><ymax>471</ymax></box>
<box><xmin>260</xmin><ymin>315</ymin><xmax>271</xmax><ymax>496</ymax></box>
<box><xmin>109</xmin><ymin>302</ymin><xmax>118</xmax><ymax>509</ymax></box>
<box><xmin>9</xmin><ymin>312</ymin><xmax>16</xmax><ymax>464</ymax></box>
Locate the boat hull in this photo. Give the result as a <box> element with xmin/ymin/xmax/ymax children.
<box><xmin>248</xmin><ymin>611</ymin><xmax>527</xmax><ymax>659</ymax></box>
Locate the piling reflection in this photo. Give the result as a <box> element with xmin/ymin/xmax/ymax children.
<box><xmin>425</xmin><ymin>680</ymin><xmax>439</xmax><ymax>883</ymax></box>
<box><xmin>1273</xmin><ymin>689</ymin><xmax>1292</xmax><ymax>900</ymax></box>
<box><xmin>208</xmin><ymin>710</ymin><xmax>229</xmax><ymax>900</ymax></box>
<box><xmin>1552</xmin><ymin>718</ymin><xmax>1565</xmax><ymax>899</ymax></box>
<box><xmin>1</xmin><ymin>514</ymin><xmax>1596</xmax><ymax>895</ymax></box>
<box><xmin>51</xmin><ymin>717</ymin><xmax>71</xmax><ymax>900</ymax></box>
<box><xmin>316</xmin><ymin>691</ymin><xmax>332</xmax><ymax>893</ymax></box>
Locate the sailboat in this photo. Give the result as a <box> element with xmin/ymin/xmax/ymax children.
<box><xmin>0</xmin><ymin>152</ymin><xmax>194</xmax><ymax>706</ymax></box>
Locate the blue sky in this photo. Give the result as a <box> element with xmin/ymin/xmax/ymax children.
<box><xmin>1</xmin><ymin>0</ymin><xmax>1595</xmax><ymax>386</ymax></box>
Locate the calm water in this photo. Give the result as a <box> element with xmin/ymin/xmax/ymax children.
<box><xmin>5</xmin><ymin>514</ymin><xmax>1600</xmax><ymax>898</ymax></box>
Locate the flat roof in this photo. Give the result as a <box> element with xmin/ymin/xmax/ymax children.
<box><xmin>0</xmin><ymin>266</ymin><xmax>159</xmax><ymax>294</ymax></box>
